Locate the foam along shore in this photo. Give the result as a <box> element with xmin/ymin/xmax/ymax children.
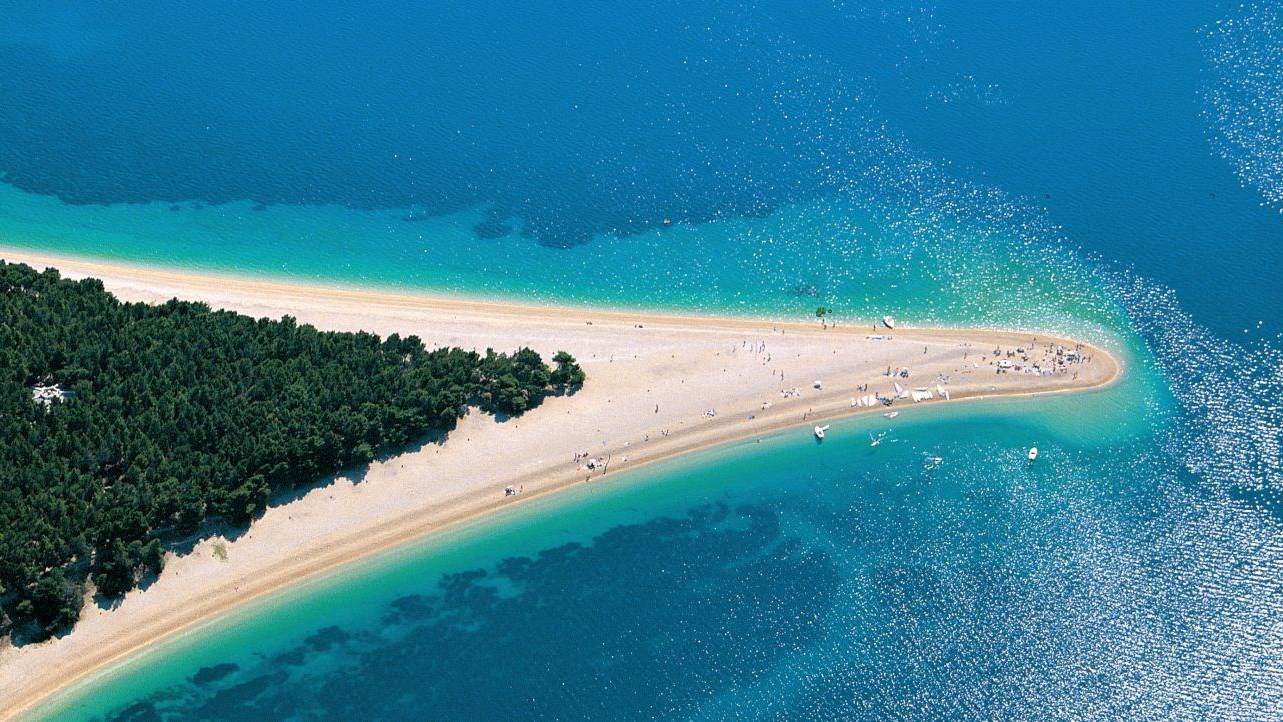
<box><xmin>0</xmin><ymin>248</ymin><xmax>1121</xmax><ymax>720</ymax></box>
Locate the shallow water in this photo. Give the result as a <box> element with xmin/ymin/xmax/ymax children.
<box><xmin>44</xmin><ymin>384</ymin><xmax>1171</xmax><ymax>720</ymax></box>
<box><xmin>4</xmin><ymin>0</ymin><xmax>1282</xmax><ymax>719</ymax></box>
<box><xmin>1</xmin><ymin>1</ymin><xmax>1278</xmax><ymax>336</ymax></box>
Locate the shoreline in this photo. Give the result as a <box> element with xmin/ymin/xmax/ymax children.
<box><xmin>0</xmin><ymin>247</ymin><xmax>1122</xmax><ymax>720</ymax></box>
<box><xmin>24</xmin><ymin>377</ymin><xmax>1121</xmax><ymax>722</ymax></box>
<box><xmin>0</xmin><ymin>243</ymin><xmax>1116</xmax><ymax>340</ymax></box>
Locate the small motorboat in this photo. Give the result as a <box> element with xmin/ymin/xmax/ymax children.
<box><xmin>1027</xmin><ymin>446</ymin><xmax>1039</xmax><ymax>461</ymax></box>
<box><xmin>883</xmin><ymin>411</ymin><xmax>899</xmax><ymax>419</ymax></box>
<box><xmin>814</xmin><ymin>424</ymin><xmax>830</xmax><ymax>439</ymax></box>
<box><xmin>882</xmin><ymin>315</ymin><xmax>896</xmax><ymax>329</ymax></box>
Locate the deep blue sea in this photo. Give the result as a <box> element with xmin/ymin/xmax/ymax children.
<box><xmin>3</xmin><ymin>1</ymin><xmax>1282</xmax><ymax>719</ymax></box>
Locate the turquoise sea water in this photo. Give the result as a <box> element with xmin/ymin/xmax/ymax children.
<box><xmin>44</xmin><ymin>386</ymin><xmax>1159</xmax><ymax>720</ymax></box>
<box><xmin>3</xmin><ymin>0</ymin><xmax>1282</xmax><ymax>719</ymax></box>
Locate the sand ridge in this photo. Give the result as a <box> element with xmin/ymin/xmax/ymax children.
<box><xmin>0</xmin><ymin>248</ymin><xmax>1120</xmax><ymax>720</ymax></box>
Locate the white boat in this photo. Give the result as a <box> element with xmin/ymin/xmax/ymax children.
<box><xmin>1027</xmin><ymin>446</ymin><xmax>1039</xmax><ymax>461</ymax></box>
<box><xmin>870</xmin><ymin>431</ymin><xmax>886</xmax><ymax>447</ymax></box>
<box><xmin>814</xmin><ymin>424</ymin><xmax>829</xmax><ymax>439</ymax></box>
<box><xmin>911</xmin><ymin>388</ymin><xmax>933</xmax><ymax>402</ymax></box>
<box><xmin>882</xmin><ymin>315</ymin><xmax>896</xmax><ymax>329</ymax></box>
<box><xmin>893</xmin><ymin>382</ymin><xmax>904</xmax><ymax>397</ymax></box>
<box><xmin>883</xmin><ymin>411</ymin><xmax>899</xmax><ymax>419</ymax></box>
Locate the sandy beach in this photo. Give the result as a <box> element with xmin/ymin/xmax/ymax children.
<box><xmin>0</xmin><ymin>248</ymin><xmax>1120</xmax><ymax>720</ymax></box>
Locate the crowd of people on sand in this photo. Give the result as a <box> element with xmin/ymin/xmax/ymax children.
<box><xmin>570</xmin><ymin>450</ymin><xmax>612</xmax><ymax>481</ymax></box>
<box><xmin>980</xmin><ymin>340</ymin><xmax>1095</xmax><ymax>379</ymax></box>
<box><xmin>742</xmin><ymin>339</ymin><xmax>776</xmax><ymax>369</ymax></box>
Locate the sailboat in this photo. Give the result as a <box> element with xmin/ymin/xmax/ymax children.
<box><xmin>870</xmin><ymin>431</ymin><xmax>886</xmax><ymax>447</ymax></box>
